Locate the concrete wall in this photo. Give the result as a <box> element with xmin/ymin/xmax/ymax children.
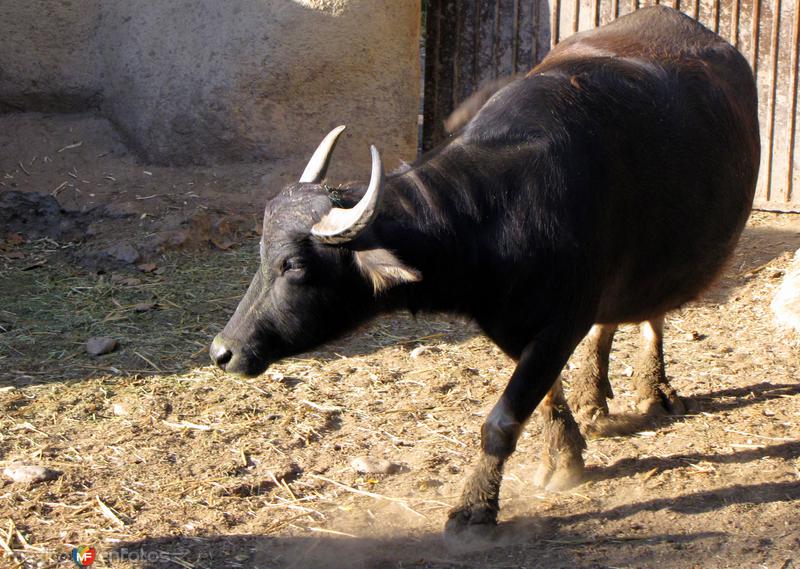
<box><xmin>0</xmin><ymin>1</ymin><xmax>103</xmax><ymax>111</ymax></box>
<box><xmin>0</xmin><ymin>0</ymin><xmax>421</xmax><ymax>176</ymax></box>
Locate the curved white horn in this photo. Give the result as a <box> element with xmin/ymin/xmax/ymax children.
<box><xmin>299</xmin><ymin>125</ymin><xmax>347</xmax><ymax>183</ymax></box>
<box><xmin>311</xmin><ymin>145</ymin><xmax>384</xmax><ymax>244</ymax></box>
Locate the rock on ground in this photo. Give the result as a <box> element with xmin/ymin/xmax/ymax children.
<box><xmin>0</xmin><ymin>191</ymin><xmax>63</xmax><ymax>240</ymax></box>
<box><xmin>86</xmin><ymin>336</ymin><xmax>119</xmax><ymax>356</ymax></box>
<box><xmin>350</xmin><ymin>456</ymin><xmax>401</xmax><ymax>475</ymax></box>
<box><xmin>3</xmin><ymin>463</ymin><xmax>60</xmax><ymax>484</ymax></box>
<box><xmin>772</xmin><ymin>249</ymin><xmax>800</xmax><ymax>331</ymax></box>
<box><xmin>101</xmin><ymin>243</ymin><xmax>140</xmax><ymax>264</ymax></box>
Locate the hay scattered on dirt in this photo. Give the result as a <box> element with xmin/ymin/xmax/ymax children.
<box><xmin>0</xmin><ymin>213</ymin><xmax>799</xmax><ymax>569</ymax></box>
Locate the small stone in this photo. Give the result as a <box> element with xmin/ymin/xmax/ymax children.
<box><xmin>622</xmin><ymin>365</ymin><xmax>634</xmax><ymax>377</ymax></box>
<box><xmin>86</xmin><ymin>336</ymin><xmax>118</xmax><ymax>356</ymax></box>
<box><xmin>4</xmin><ymin>463</ymin><xmax>60</xmax><ymax>484</ymax></box>
<box><xmin>684</xmin><ymin>331</ymin><xmax>704</xmax><ymax>341</ymax></box>
<box><xmin>137</xmin><ymin>263</ymin><xmax>157</xmax><ymax>273</ymax></box>
<box><xmin>418</xmin><ymin>478</ymin><xmax>443</xmax><ymax>490</ymax></box>
<box><xmin>132</xmin><ymin>302</ymin><xmax>157</xmax><ymax>313</ymax></box>
<box><xmin>409</xmin><ymin>346</ymin><xmax>428</xmax><ymax>359</ymax></box>
<box><xmin>210</xmin><ymin>238</ymin><xmax>234</xmax><ymax>251</ymax></box>
<box><xmin>110</xmin><ymin>274</ymin><xmax>142</xmax><ymax>286</ymax></box>
<box><xmin>350</xmin><ymin>456</ymin><xmax>400</xmax><ymax>475</ymax></box>
<box><xmin>112</xmin><ymin>402</ymin><xmax>130</xmax><ymax>416</ymax></box>
<box><xmin>104</xmin><ymin>243</ymin><xmax>140</xmax><ymax>264</ymax></box>
<box><xmin>410</xmin><ymin>345</ymin><xmax>440</xmax><ymax>359</ymax></box>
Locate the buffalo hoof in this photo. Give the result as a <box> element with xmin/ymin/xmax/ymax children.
<box><xmin>445</xmin><ymin>505</ymin><xmax>497</xmax><ymax>530</ymax></box>
<box><xmin>533</xmin><ymin>454</ymin><xmax>584</xmax><ymax>491</ymax></box>
<box><xmin>444</xmin><ymin>506</ymin><xmax>499</xmax><ymax>549</ymax></box>
<box><xmin>637</xmin><ymin>391</ymin><xmax>686</xmax><ymax>416</ymax></box>
<box><xmin>573</xmin><ymin>404</ymin><xmax>608</xmax><ymax>429</ymax></box>
<box><xmin>444</xmin><ymin>506</ymin><xmax>497</xmax><ymax>536</ymax></box>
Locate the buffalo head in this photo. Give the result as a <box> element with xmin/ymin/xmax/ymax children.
<box><xmin>210</xmin><ymin>127</ymin><xmax>421</xmax><ymax>376</ymax></box>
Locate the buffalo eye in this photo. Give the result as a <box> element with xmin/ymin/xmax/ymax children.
<box><xmin>280</xmin><ymin>257</ymin><xmax>306</xmax><ymax>276</ymax></box>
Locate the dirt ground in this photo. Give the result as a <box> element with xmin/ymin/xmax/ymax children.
<box><xmin>0</xmin><ymin>112</ymin><xmax>309</xmax><ymax>270</ymax></box>
<box><xmin>1</xmin><ymin>113</ymin><xmax>799</xmax><ymax>569</ymax></box>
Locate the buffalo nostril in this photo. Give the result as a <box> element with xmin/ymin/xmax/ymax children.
<box><xmin>210</xmin><ymin>337</ymin><xmax>233</xmax><ymax>368</ymax></box>
<box><xmin>215</xmin><ymin>348</ymin><xmax>233</xmax><ymax>367</ymax></box>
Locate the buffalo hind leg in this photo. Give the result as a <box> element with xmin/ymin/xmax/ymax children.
<box><xmin>533</xmin><ymin>376</ymin><xmax>586</xmax><ymax>491</ymax></box>
<box><xmin>570</xmin><ymin>323</ymin><xmax>649</xmax><ymax>436</ymax></box>
<box><xmin>446</xmin><ymin>328</ymin><xmax>584</xmax><ymax>534</ymax></box>
<box><xmin>634</xmin><ymin>316</ymin><xmax>686</xmax><ymax>416</ymax></box>
<box><xmin>569</xmin><ymin>324</ymin><xmax>616</xmax><ymax>425</ymax></box>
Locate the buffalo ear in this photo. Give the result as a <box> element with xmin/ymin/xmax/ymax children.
<box><xmin>354</xmin><ymin>248</ymin><xmax>421</xmax><ymax>294</ymax></box>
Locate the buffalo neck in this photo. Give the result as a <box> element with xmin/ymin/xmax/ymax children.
<box><xmin>370</xmin><ymin>137</ymin><xmax>565</xmax><ymax>317</ymax></box>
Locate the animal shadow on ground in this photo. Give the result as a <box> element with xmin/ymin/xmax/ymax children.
<box><xmin>584</xmin><ymin>381</ymin><xmax>800</xmax><ymax>482</ymax></box>
<box><xmin>115</xmin><ymin>480</ymin><xmax>799</xmax><ymax>569</ymax></box>
<box><xmin>587</xmin><ymin>440</ymin><xmax>800</xmax><ymax>484</ymax></box>
<box><xmin>688</xmin><ymin>381</ymin><xmax>800</xmax><ymax>415</ymax></box>
<box><xmin>1</xmin><ymin>223</ymin><xmax>795</xmax><ymax>388</ymax></box>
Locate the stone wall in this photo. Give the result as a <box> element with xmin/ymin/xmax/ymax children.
<box><xmin>0</xmin><ymin>0</ymin><xmax>421</xmax><ymax>177</ymax></box>
<box><xmin>0</xmin><ymin>1</ymin><xmax>103</xmax><ymax>112</ymax></box>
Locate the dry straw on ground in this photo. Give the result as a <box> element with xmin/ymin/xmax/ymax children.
<box><xmin>0</xmin><ymin>212</ymin><xmax>798</xmax><ymax>569</ymax></box>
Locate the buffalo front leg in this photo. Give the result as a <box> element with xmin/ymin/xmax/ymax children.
<box><xmin>446</xmin><ymin>331</ymin><xmax>581</xmax><ymax>534</ymax></box>
<box><xmin>635</xmin><ymin>315</ymin><xmax>686</xmax><ymax>415</ymax></box>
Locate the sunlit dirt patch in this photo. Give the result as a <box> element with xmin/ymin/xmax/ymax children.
<box><xmin>1</xmin><ymin>213</ymin><xmax>799</xmax><ymax>569</ymax></box>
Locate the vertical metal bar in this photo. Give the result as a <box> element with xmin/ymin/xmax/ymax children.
<box><xmin>574</xmin><ymin>0</ymin><xmax>581</xmax><ymax>32</ymax></box>
<box><xmin>612</xmin><ymin>0</ymin><xmax>619</xmax><ymax>19</ymax></box>
<box><xmin>592</xmin><ymin>0</ymin><xmax>601</xmax><ymax>27</ymax></box>
<box><xmin>764</xmin><ymin>0</ymin><xmax>782</xmax><ymax>202</ymax></box>
<box><xmin>692</xmin><ymin>0</ymin><xmax>700</xmax><ymax>20</ymax></box>
<box><xmin>532</xmin><ymin>0</ymin><xmax>540</xmax><ymax>64</ymax></box>
<box><xmin>712</xmin><ymin>0</ymin><xmax>720</xmax><ymax>33</ymax></box>
<box><xmin>453</xmin><ymin>1</ymin><xmax>462</xmax><ymax>108</ymax></box>
<box><xmin>751</xmin><ymin>0</ymin><xmax>761</xmax><ymax>75</ymax></box>
<box><xmin>632</xmin><ymin>0</ymin><xmax>639</xmax><ymax>14</ymax></box>
<box><xmin>494</xmin><ymin>0</ymin><xmax>502</xmax><ymax>78</ymax></box>
<box><xmin>422</xmin><ymin>0</ymin><xmax>442</xmax><ymax>151</ymax></box>
<box><xmin>513</xmin><ymin>0</ymin><xmax>521</xmax><ymax>72</ymax></box>
<box><xmin>731</xmin><ymin>0</ymin><xmax>740</xmax><ymax>47</ymax></box>
<box><xmin>473</xmin><ymin>0</ymin><xmax>480</xmax><ymax>91</ymax></box>
<box><xmin>786</xmin><ymin>0</ymin><xmax>800</xmax><ymax>202</ymax></box>
<box><xmin>552</xmin><ymin>0</ymin><xmax>561</xmax><ymax>46</ymax></box>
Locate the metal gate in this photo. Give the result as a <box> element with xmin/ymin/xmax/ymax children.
<box><xmin>422</xmin><ymin>0</ymin><xmax>800</xmax><ymax>211</ymax></box>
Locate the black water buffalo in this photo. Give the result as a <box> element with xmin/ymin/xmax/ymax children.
<box><xmin>211</xmin><ymin>6</ymin><xmax>759</xmax><ymax>533</ymax></box>
<box><xmin>445</xmin><ymin>83</ymin><xmax>690</xmax><ymax>441</ymax></box>
<box><xmin>445</xmin><ymin>80</ymin><xmax>687</xmax><ymax>439</ymax></box>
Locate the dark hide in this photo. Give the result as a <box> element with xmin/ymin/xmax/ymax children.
<box><xmin>212</xmin><ymin>7</ymin><xmax>759</xmax><ymax>533</ymax></box>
